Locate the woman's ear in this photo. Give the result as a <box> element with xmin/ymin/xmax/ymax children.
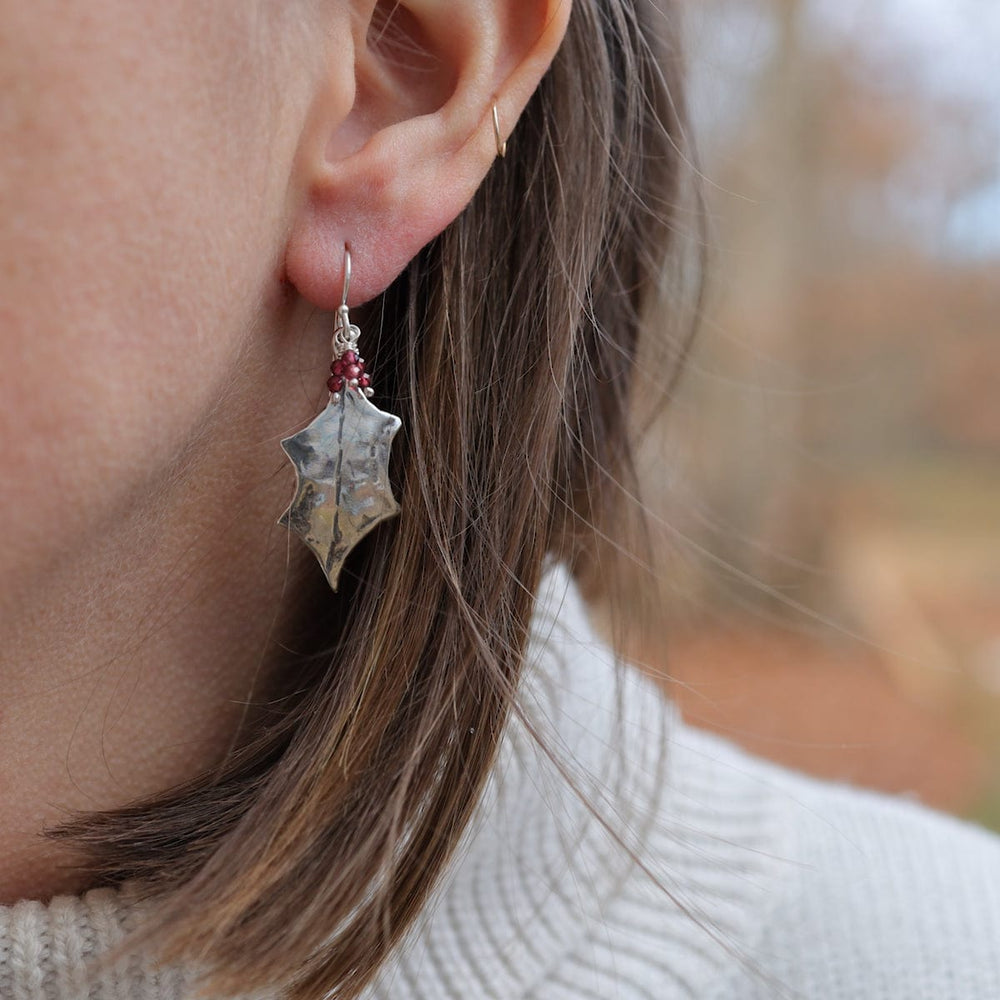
<box><xmin>284</xmin><ymin>0</ymin><xmax>572</xmax><ymax>309</ymax></box>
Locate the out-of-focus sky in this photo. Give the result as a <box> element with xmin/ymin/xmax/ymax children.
<box><xmin>687</xmin><ymin>0</ymin><xmax>1000</xmax><ymax>258</ymax></box>
<box><xmin>814</xmin><ymin>0</ymin><xmax>1000</xmax><ymax>103</ymax></box>
<box><xmin>814</xmin><ymin>0</ymin><xmax>1000</xmax><ymax>257</ymax></box>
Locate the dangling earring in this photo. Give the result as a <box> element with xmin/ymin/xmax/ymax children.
<box><xmin>277</xmin><ymin>246</ymin><xmax>402</xmax><ymax>593</ymax></box>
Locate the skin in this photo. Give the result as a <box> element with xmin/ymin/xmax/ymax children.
<box><xmin>0</xmin><ymin>0</ymin><xmax>570</xmax><ymax>903</ymax></box>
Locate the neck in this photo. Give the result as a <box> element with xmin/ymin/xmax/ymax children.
<box><xmin>0</xmin><ymin>311</ymin><xmax>329</xmax><ymax>905</ymax></box>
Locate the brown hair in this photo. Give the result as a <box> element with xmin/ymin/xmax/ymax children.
<box><xmin>50</xmin><ymin>1</ymin><xmax>696</xmax><ymax>997</ymax></box>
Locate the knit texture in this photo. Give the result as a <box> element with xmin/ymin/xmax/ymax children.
<box><xmin>4</xmin><ymin>559</ymin><xmax>1000</xmax><ymax>998</ymax></box>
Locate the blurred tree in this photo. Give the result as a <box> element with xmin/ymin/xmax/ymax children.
<box><xmin>644</xmin><ymin>0</ymin><xmax>1000</xmax><ymax>623</ymax></box>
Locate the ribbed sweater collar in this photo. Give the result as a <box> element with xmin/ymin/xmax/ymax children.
<box><xmin>0</xmin><ymin>560</ymin><xmax>788</xmax><ymax>999</ymax></box>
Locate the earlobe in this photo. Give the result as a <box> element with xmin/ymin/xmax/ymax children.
<box><xmin>284</xmin><ymin>113</ymin><xmax>463</xmax><ymax>310</ymax></box>
<box><xmin>283</xmin><ymin>0</ymin><xmax>572</xmax><ymax>311</ymax></box>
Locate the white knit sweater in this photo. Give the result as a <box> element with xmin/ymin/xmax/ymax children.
<box><xmin>4</xmin><ymin>560</ymin><xmax>1000</xmax><ymax>999</ymax></box>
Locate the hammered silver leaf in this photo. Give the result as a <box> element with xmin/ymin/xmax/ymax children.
<box><xmin>278</xmin><ymin>389</ymin><xmax>402</xmax><ymax>592</ymax></box>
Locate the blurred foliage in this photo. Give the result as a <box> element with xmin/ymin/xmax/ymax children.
<box><xmin>627</xmin><ymin>0</ymin><xmax>1000</xmax><ymax>819</ymax></box>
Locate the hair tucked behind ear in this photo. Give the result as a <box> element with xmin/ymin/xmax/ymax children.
<box><xmin>48</xmin><ymin>2</ymin><xmax>696</xmax><ymax>997</ymax></box>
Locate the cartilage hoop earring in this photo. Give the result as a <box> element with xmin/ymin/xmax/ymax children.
<box><xmin>492</xmin><ymin>102</ymin><xmax>507</xmax><ymax>158</ymax></box>
<box><xmin>277</xmin><ymin>246</ymin><xmax>402</xmax><ymax>593</ymax></box>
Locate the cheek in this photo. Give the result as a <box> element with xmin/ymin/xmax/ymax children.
<box><xmin>0</xmin><ymin>2</ymin><xmax>297</xmax><ymax>578</ymax></box>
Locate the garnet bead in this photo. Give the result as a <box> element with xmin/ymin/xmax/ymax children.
<box><xmin>327</xmin><ymin>348</ymin><xmax>372</xmax><ymax>394</ymax></box>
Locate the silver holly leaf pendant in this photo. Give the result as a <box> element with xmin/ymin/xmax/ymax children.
<box><xmin>278</xmin><ymin>389</ymin><xmax>402</xmax><ymax>592</ymax></box>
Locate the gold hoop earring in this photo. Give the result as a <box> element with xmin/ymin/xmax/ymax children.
<box><xmin>492</xmin><ymin>102</ymin><xmax>507</xmax><ymax>158</ymax></box>
<box><xmin>277</xmin><ymin>246</ymin><xmax>402</xmax><ymax>593</ymax></box>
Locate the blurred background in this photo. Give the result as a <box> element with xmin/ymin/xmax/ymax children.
<box><xmin>628</xmin><ymin>0</ymin><xmax>1000</xmax><ymax>823</ymax></box>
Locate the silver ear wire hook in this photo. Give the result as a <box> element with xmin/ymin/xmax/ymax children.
<box><xmin>334</xmin><ymin>245</ymin><xmax>353</xmax><ymax>354</ymax></box>
<box><xmin>492</xmin><ymin>103</ymin><xmax>507</xmax><ymax>158</ymax></box>
<box><xmin>341</xmin><ymin>245</ymin><xmax>352</xmax><ymax>308</ymax></box>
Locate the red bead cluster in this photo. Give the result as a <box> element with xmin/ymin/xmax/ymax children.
<box><xmin>327</xmin><ymin>349</ymin><xmax>371</xmax><ymax>394</ymax></box>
